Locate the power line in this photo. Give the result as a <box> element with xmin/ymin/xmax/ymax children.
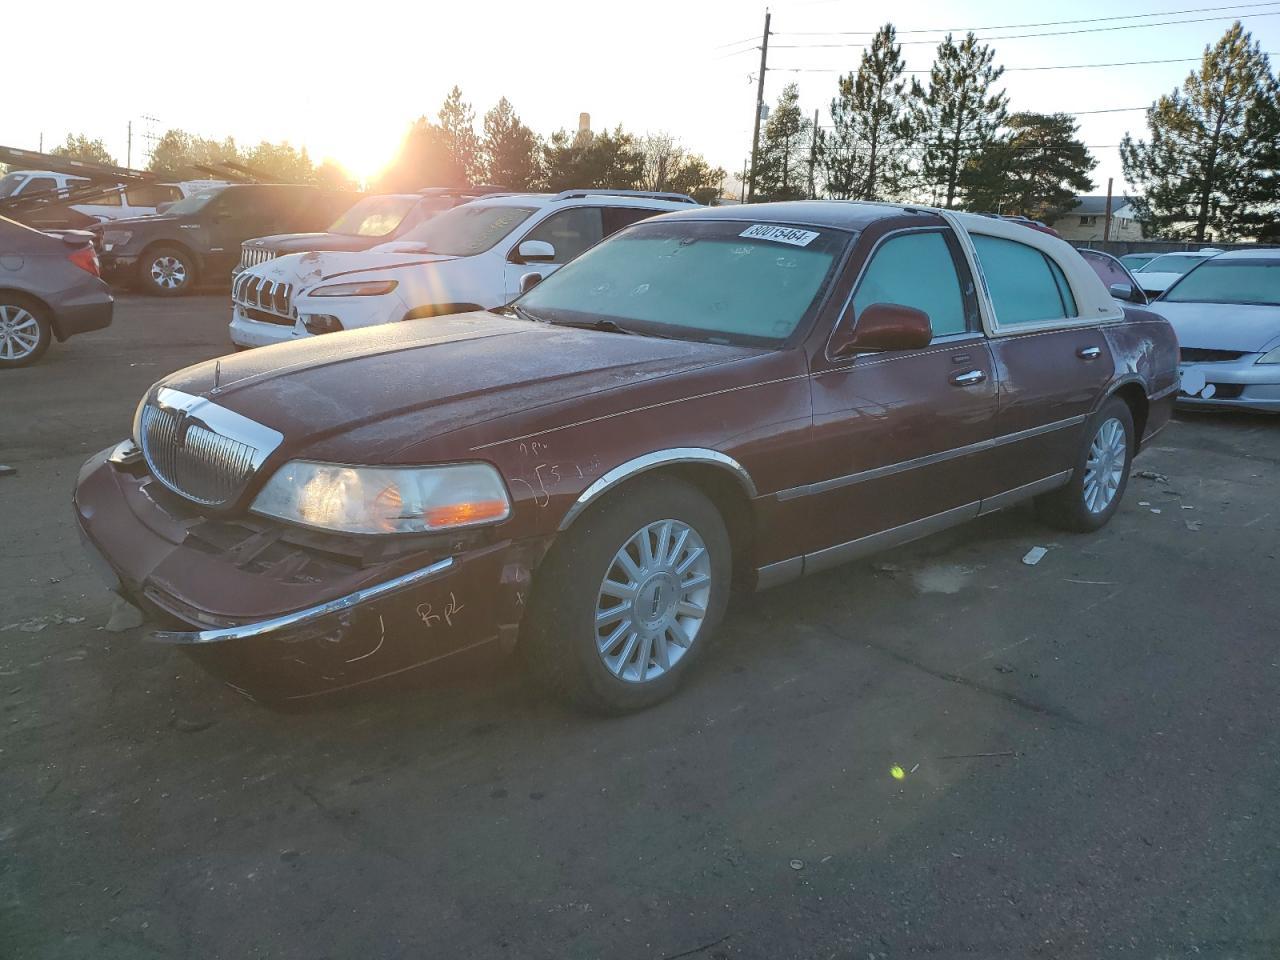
<box><xmin>772</xmin><ymin>55</ymin><xmax>1215</xmax><ymax>73</ymax></box>
<box><xmin>770</xmin><ymin>1</ymin><xmax>1280</xmax><ymax>36</ymax></box>
<box><xmin>769</xmin><ymin>10</ymin><xmax>1280</xmax><ymax>48</ymax></box>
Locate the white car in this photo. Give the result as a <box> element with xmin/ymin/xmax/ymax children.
<box><xmin>1133</xmin><ymin>249</ymin><xmax>1223</xmax><ymax>297</ymax></box>
<box><xmin>1156</xmin><ymin>249</ymin><xmax>1280</xmax><ymax>412</ymax></box>
<box><xmin>228</xmin><ymin>190</ymin><xmax>698</xmax><ymax>348</ymax></box>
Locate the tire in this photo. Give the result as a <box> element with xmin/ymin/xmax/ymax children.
<box><xmin>0</xmin><ymin>295</ymin><xmax>52</xmax><ymax>368</ymax></box>
<box><xmin>523</xmin><ymin>476</ymin><xmax>732</xmax><ymax>713</ymax></box>
<box><xmin>1036</xmin><ymin>397</ymin><xmax>1135</xmax><ymax>532</ymax></box>
<box><xmin>139</xmin><ymin>245</ymin><xmax>196</xmax><ymax>296</ymax></box>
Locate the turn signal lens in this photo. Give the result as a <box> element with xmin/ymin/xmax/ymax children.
<box><xmin>424</xmin><ymin>499</ymin><xmax>510</xmax><ymax>529</ymax></box>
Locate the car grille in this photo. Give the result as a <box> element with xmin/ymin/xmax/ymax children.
<box><xmin>139</xmin><ymin>390</ymin><xmax>282</xmax><ymax>507</ymax></box>
<box><xmin>233</xmin><ymin>271</ymin><xmax>295</xmax><ymax>325</ymax></box>
<box><xmin>239</xmin><ymin>245</ymin><xmax>277</xmax><ymax>269</ymax></box>
<box><xmin>1181</xmin><ymin>347</ymin><xmax>1247</xmax><ymax>363</ymax></box>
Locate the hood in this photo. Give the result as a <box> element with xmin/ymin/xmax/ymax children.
<box><xmin>244</xmin><ymin>232</ymin><xmax>381</xmax><ymax>256</ymax></box>
<box><xmin>1137</xmin><ymin>271</ymin><xmax>1180</xmax><ymax>294</ymax></box>
<box><xmin>160</xmin><ymin>313</ymin><xmax>760</xmax><ymax>462</ymax></box>
<box><xmin>1153</xmin><ymin>300</ymin><xmax>1280</xmax><ymax>353</ymax></box>
<box><xmin>242</xmin><ymin>248</ymin><xmax>457</xmax><ymax>287</ymax></box>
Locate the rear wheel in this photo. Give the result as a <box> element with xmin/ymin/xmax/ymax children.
<box><xmin>523</xmin><ymin>476</ymin><xmax>731</xmax><ymax>713</ymax></box>
<box><xmin>139</xmin><ymin>245</ymin><xmax>195</xmax><ymax>296</ymax></box>
<box><xmin>0</xmin><ymin>297</ymin><xmax>52</xmax><ymax>368</ymax></box>
<box><xmin>1036</xmin><ymin>397</ymin><xmax>1134</xmax><ymax>532</ymax></box>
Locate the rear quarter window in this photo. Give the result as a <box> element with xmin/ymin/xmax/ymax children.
<box><xmin>972</xmin><ymin>234</ymin><xmax>1078</xmax><ymax>326</ymax></box>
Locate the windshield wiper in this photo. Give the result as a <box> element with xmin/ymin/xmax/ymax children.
<box><xmin>549</xmin><ymin>317</ymin><xmax>634</xmax><ymax>335</ymax></box>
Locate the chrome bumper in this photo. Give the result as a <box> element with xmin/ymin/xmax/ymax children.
<box><xmin>150</xmin><ymin>557</ymin><xmax>455</xmax><ymax>645</ymax></box>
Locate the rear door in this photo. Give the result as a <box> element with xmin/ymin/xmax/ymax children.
<box><xmin>800</xmin><ymin>226</ymin><xmax>999</xmax><ymax>562</ymax></box>
<box><xmin>971</xmin><ymin>233</ymin><xmax>1114</xmax><ymax>491</ymax></box>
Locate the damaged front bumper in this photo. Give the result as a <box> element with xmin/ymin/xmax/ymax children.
<box><xmin>74</xmin><ymin>443</ymin><xmax>539</xmax><ymax>702</ymax></box>
<box><xmin>1178</xmin><ymin>356</ymin><xmax>1280</xmax><ymax>412</ymax></box>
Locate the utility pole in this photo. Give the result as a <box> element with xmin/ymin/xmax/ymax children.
<box><xmin>1103</xmin><ymin>177</ymin><xmax>1114</xmax><ymax>242</ymax></box>
<box><xmin>127</xmin><ymin>121</ymin><xmax>133</xmax><ymax>169</ymax></box>
<box><xmin>808</xmin><ymin>108</ymin><xmax>819</xmax><ymax>198</ymax></box>
<box><xmin>747</xmin><ymin>9</ymin><xmax>771</xmax><ymax>203</ymax></box>
<box><xmin>740</xmin><ymin>159</ymin><xmax>748</xmax><ymax>203</ymax></box>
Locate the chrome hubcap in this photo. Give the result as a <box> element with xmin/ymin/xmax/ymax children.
<box><xmin>0</xmin><ymin>305</ymin><xmax>41</xmax><ymax>360</ymax></box>
<box><xmin>595</xmin><ymin>519</ymin><xmax>712</xmax><ymax>683</ymax></box>
<box><xmin>151</xmin><ymin>256</ymin><xmax>187</xmax><ymax>289</ymax></box>
<box><xmin>1083</xmin><ymin>417</ymin><xmax>1127</xmax><ymax>513</ymax></box>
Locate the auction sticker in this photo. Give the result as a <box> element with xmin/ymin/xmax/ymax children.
<box><xmin>739</xmin><ymin>224</ymin><xmax>820</xmax><ymax>247</ymax></box>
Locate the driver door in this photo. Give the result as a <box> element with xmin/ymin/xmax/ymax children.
<box><xmin>800</xmin><ymin>227</ymin><xmax>1001</xmax><ymax>564</ymax></box>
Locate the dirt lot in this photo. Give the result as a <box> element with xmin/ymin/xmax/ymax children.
<box><xmin>2</xmin><ymin>295</ymin><xmax>1278</xmax><ymax>959</ymax></box>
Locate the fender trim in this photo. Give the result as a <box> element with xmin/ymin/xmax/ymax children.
<box><xmin>557</xmin><ymin>448</ymin><xmax>757</xmax><ymax>531</ymax></box>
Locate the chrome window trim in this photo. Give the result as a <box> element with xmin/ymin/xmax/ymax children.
<box><xmin>774</xmin><ymin>414</ymin><xmax>1087</xmax><ymax>502</ymax></box>
<box><xmin>150</xmin><ymin>557</ymin><xmax>456</xmax><ymax>645</ymax></box>
<box><xmin>558</xmin><ymin>448</ymin><xmax>757</xmax><ymax>531</ymax></box>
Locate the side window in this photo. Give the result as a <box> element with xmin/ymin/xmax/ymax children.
<box><xmin>850</xmin><ymin>231</ymin><xmax>969</xmax><ymax>337</ymax></box>
<box><xmin>23</xmin><ymin>177</ymin><xmax>59</xmax><ymax>195</ymax></box>
<box><xmin>972</xmin><ymin>234</ymin><xmax>1078</xmax><ymax>326</ymax></box>
<box><xmin>86</xmin><ymin>188</ymin><xmax>122</xmax><ymax>206</ymax></box>
<box><xmin>522</xmin><ymin>207</ymin><xmax>604</xmax><ymax>264</ymax></box>
<box><xmin>125</xmin><ymin>184</ymin><xmax>181</xmax><ymax>207</ymax></box>
<box><xmin>602</xmin><ymin>207</ymin><xmax>663</xmax><ymax>236</ymax></box>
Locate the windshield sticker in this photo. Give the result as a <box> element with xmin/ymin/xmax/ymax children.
<box><xmin>740</xmin><ymin>224</ymin><xmax>820</xmax><ymax>247</ymax></box>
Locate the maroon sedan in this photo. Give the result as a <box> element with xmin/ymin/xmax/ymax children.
<box><xmin>74</xmin><ymin>202</ymin><xmax>1178</xmax><ymax>712</ymax></box>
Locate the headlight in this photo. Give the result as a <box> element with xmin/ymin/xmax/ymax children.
<box><xmin>251</xmin><ymin>460</ymin><xmax>511</xmax><ymax>535</ymax></box>
<box><xmin>103</xmin><ymin>230</ymin><xmax>133</xmax><ymax>246</ymax></box>
<box><xmin>1257</xmin><ymin>345</ymin><xmax>1280</xmax><ymax>364</ymax></box>
<box><xmin>309</xmin><ymin>280</ymin><xmax>398</xmax><ymax>297</ymax></box>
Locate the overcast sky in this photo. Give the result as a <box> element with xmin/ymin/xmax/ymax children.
<box><xmin>4</xmin><ymin>0</ymin><xmax>1278</xmax><ymax>197</ymax></box>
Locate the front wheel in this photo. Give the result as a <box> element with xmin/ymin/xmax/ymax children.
<box><xmin>523</xmin><ymin>476</ymin><xmax>732</xmax><ymax>713</ymax></box>
<box><xmin>1036</xmin><ymin>397</ymin><xmax>1134</xmax><ymax>532</ymax></box>
<box><xmin>139</xmin><ymin>245</ymin><xmax>195</xmax><ymax>296</ymax></box>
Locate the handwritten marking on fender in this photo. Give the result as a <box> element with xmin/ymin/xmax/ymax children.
<box><xmin>416</xmin><ymin>593</ymin><xmax>465</xmax><ymax>630</ymax></box>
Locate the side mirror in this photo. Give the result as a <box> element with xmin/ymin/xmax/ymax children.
<box><xmin>519</xmin><ymin>271</ymin><xmax>544</xmax><ymax>294</ymax></box>
<box><xmin>515</xmin><ymin>239</ymin><xmax>555</xmax><ymax>263</ymax></box>
<box><xmin>831</xmin><ymin>302</ymin><xmax>933</xmax><ymax>357</ymax></box>
<box><xmin>1109</xmin><ymin>282</ymin><xmax>1135</xmax><ymax>301</ymax></box>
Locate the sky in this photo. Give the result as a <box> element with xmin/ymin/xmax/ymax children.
<box><xmin>4</xmin><ymin>0</ymin><xmax>1279</xmax><ymax>199</ymax></box>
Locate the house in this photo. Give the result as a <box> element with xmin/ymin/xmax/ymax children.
<box><xmin>1054</xmin><ymin>195</ymin><xmax>1144</xmax><ymax>241</ymax></box>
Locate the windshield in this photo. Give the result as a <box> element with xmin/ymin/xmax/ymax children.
<box><xmin>517</xmin><ymin>219</ymin><xmax>851</xmax><ymax>347</ymax></box>
<box><xmin>1162</xmin><ymin>259</ymin><xmax>1280</xmax><ymax>305</ymax></box>
<box><xmin>161</xmin><ymin>188</ymin><xmax>226</xmax><ymax>216</ymax></box>
<box><xmin>327</xmin><ymin>195</ymin><xmax>420</xmax><ymax>237</ymax></box>
<box><xmin>0</xmin><ymin>173</ymin><xmax>24</xmax><ymax>198</ymax></box>
<box><xmin>393</xmin><ymin>203</ymin><xmax>537</xmax><ymax>256</ymax></box>
<box><xmin>1138</xmin><ymin>253</ymin><xmax>1210</xmax><ymax>274</ymax></box>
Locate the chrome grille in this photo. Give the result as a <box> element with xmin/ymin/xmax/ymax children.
<box><xmin>239</xmin><ymin>244</ymin><xmax>278</xmax><ymax>269</ymax></box>
<box><xmin>139</xmin><ymin>389</ymin><xmax>282</xmax><ymax>507</ymax></box>
<box><xmin>232</xmin><ymin>271</ymin><xmax>295</xmax><ymax>324</ymax></box>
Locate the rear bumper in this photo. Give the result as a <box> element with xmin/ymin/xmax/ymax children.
<box><xmin>74</xmin><ymin>445</ymin><xmax>538</xmax><ymax>701</ymax></box>
<box><xmin>53</xmin><ymin>295</ymin><xmax>113</xmax><ymax>340</ymax></box>
<box><xmin>1177</xmin><ymin>357</ymin><xmax>1280</xmax><ymax>413</ymax></box>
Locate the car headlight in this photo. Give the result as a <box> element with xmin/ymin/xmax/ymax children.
<box><xmin>309</xmin><ymin>280</ymin><xmax>398</xmax><ymax>297</ymax></box>
<box><xmin>1257</xmin><ymin>345</ymin><xmax>1280</xmax><ymax>364</ymax></box>
<box><xmin>250</xmin><ymin>460</ymin><xmax>511</xmax><ymax>535</ymax></box>
<box><xmin>103</xmin><ymin>230</ymin><xmax>133</xmax><ymax>246</ymax></box>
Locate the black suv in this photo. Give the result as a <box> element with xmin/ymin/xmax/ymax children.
<box><xmin>94</xmin><ymin>184</ymin><xmax>359</xmax><ymax>296</ymax></box>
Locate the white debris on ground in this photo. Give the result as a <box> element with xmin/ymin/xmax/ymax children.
<box><xmin>104</xmin><ymin>596</ymin><xmax>144</xmax><ymax>633</ymax></box>
<box><xmin>1022</xmin><ymin>547</ymin><xmax>1049</xmax><ymax>566</ymax></box>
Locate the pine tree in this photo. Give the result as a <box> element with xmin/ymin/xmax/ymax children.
<box><xmin>820</xmin><ymin>24</ymin><xmax>913</xmax><ymax>200</ymax></box>
<box><xmin>437</xmin><ymin>86</ymin><xmax>482</xmax><ymax>185</ymax></box>
<box><xmin>541</xmin><ymin>125</ymin><xmax>645</xmax><ymax>191</ymax></box>
<box><xmin>911</xmin><ymin>33</ymin><xmax>1008</xmax><ymax>208</ymax></box>
<box><xmin>1121</xmin><ymin>22</ymin><xmax>1279</xmax><ymax>241</ymax></box>
<box><xmin>482</xmin><ymin>98</ymin><xmax>542</xmax><ymax>190</ymax></box>
<box><xmin>755</xmin><ymin>83</ymin><xmax>811</xmax><ymax>201</ymax></box>
<box><xmin>963</xmin><ymin>113</ymin><xmax>1096</xmax><ymax>221</ymax></box>
<box><xmin>49</xmin><ymin>134</ymin><xmax>116</xmax><ymax>167</ymax></box>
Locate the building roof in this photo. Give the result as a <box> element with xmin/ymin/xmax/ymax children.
<box><xmin>1072</xmin><ymin>195</ymin><xmax>1138</xmax><ymax>216</ymax></box>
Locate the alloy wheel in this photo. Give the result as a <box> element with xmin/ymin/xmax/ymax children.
<box><xmin>1082</xmin><ymin>417</ymin><xmax>1127</xmax><ymax>514</ymax></box>
<box><xmin>594</xmin><ymin>518</ymin><xmax>713</xmax><ymax>683</ymax></box>
<box><xmin>0</xmin><ymin>304</ymin><xmax>42</xmax><ymax>360</ymax></box>
<box><xmin>150</xmin><ymin>256</ymin><xmax>187</xmax><ymax>290</ymax></box>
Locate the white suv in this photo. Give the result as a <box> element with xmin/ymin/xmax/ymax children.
<box><xmin>228</xmin><ymin>190</ymin><xmax>698</xmax><ymax>348</ymax></box>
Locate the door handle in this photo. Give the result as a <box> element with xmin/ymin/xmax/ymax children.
<box><xmin>950</xmin><ymin>369</ymin><xmax>986</xmax><ymax>386</ymax></box>
<box><xmin>1078</xmin><ymin>346</ymin><xmax>1102</xmax><ymax>360</ymax></box>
